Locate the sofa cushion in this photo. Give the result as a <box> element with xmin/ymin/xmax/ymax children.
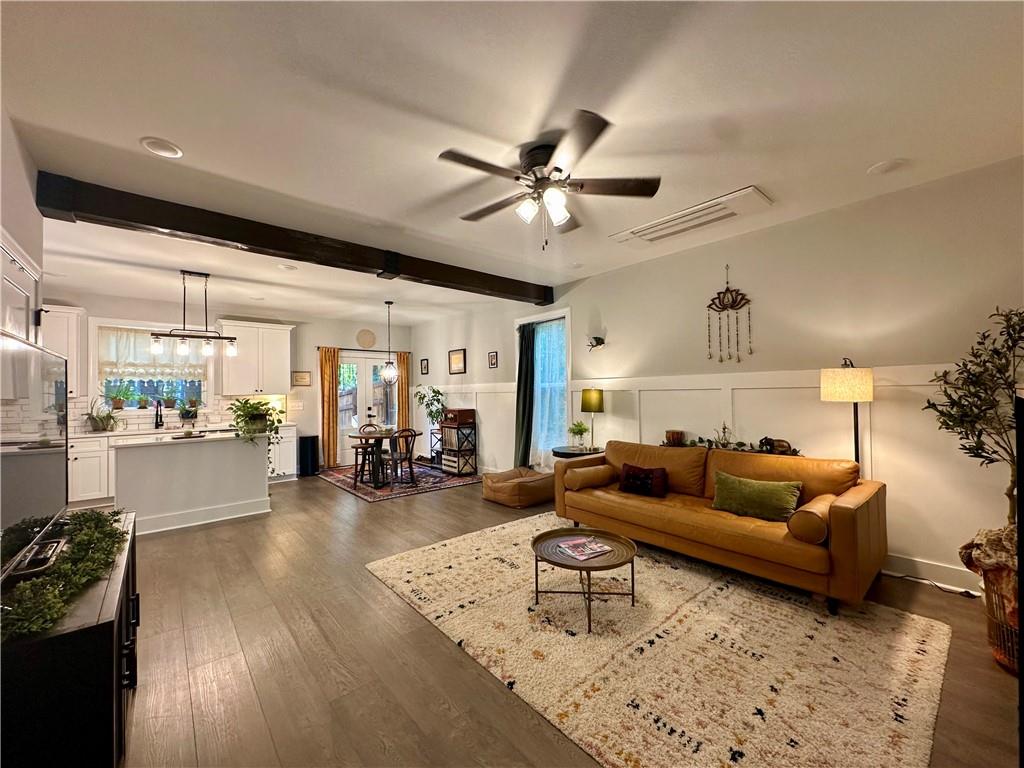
<box><xmin>604</xmin><ymin>441</ymin><xmax>707</xmax><ymax>496</ymax></box>
<box><xmin>704</xmin><ymin>449</ymin><xmax>859</xmax><ymax>505</ymax></box>
<box><xmin>564</xmin><ymin>487</ymin><xmax>830</xmax><ymax>574</ymax></box>
<box><xmin>787</xmin><ymin>494</ymin><xmax>835</xmax><ymax>544</ymax></box>
<box><xmin>564</xmin><ymin>464</ymin><xmax>618</xmax><ymax>491</ymax></box>
<box><xmin>483</xmin><ymin>467</ymin><xmax>554</xmax><ymax>508</ymax></box>
<box><xmin>712</xmin><ymin>471</ymin><xmax>802</xmax><ymax>522</ymax></box>
<box><xmin>619</xmin><ymin>463</ymin><xmax>669</xmax><ymax>498</ymax></box>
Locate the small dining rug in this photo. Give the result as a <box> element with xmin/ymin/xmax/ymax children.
<box><xmin>367</xmin><ymin>512</ymin><xmax>951</xmax><ymax>768</ymax></box>
<box><xmin>319</xmin><ymin>464</ymin><xmax>481</xmax><ymax>502</ymax></box>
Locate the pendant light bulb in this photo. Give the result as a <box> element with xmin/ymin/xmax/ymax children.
<box><xmin>175</xmin><ymin>338</ymin><xmax>190</xmax><ymax>356</ymax></box>
<box><xmin>381</xmin><ymin>360</ymin><xmax>399</xmax><ymax>385</ymax></box>
<box><xmin>201</xmin><ymin>338</ymin><xmax>215</xmax><ymax>357</ymax></box>
<box><xmin>226</xmin><ymin>339</ymin><xmax>238</xmax><ymax>357</ymax></box>
<box><xmin>150</xmin><ymin>336</ymin><xmax>165</xmax><ymax>354</ymax></box>
<box><xmin>542</xmin><ymin>187</ymin><xmax>567</xmax><ymax>209</ymax></box>
<box><xmin>547</xmin><ymin>204</ymin><xmax>571</xmax><ymax>227</ymax></box>
<box><xmin>514</xmin><ymin>197</ymin><xmax>539</xmax><ymax>224</ymax></box>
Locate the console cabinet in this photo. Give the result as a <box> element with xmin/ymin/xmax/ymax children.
<box><xmin>218</xmin><ymin>320</ymin><xmax>293</xmax><ymax>396</ymax></box>
<box><xmin>1</xmin><ymin>513</ymin><xmax>138</xmax><ymax>768</ymax></box>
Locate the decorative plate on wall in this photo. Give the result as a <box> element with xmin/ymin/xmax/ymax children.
<box><xmin>356</xmin><ymin>329</ymin><xmax>377</xmax><ymax>349</ymax></box>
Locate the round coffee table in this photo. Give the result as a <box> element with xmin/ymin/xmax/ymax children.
<box><xmin>531</xmin><ymin>528</ymin><xmax>637</xmax><ymax>633</ymax></box>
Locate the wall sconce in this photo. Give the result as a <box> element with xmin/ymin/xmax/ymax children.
<box><xmin>587</xmin><ymin>336</ymin><xmax>605</xmax><ymax>352</ymax></box>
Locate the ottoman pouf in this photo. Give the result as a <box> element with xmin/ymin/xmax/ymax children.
<box><xmin>482</xmin><ymin>467</ymin><xmax>555</xmax><ymax>508</ymax></box>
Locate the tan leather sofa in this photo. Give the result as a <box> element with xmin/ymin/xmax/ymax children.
<box><xmin>554</xmin><ymin>441</ymin><xmax>887</xmax><ymax>607</ymax></box>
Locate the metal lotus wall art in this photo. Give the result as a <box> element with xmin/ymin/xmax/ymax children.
<box><xmin>706</xmin><ymin>264</ymin><xmax>753</xmax><ymax>363</ymax></box>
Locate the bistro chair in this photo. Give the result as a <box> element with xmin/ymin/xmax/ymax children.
<box><xmin>353</xmin><ymin>423</ymin><xmax>382</xmax><ymax>487</ymax></box>
<box><xmin>388</xmin><ymin>428</ymin><xmax>418</xmax><ymax>487</ymax></box>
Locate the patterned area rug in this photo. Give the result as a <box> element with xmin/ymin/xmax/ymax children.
<box><xmin>367</xmin><ymin>512</ymin><xmax>951</xmax><ymax>768</ymax></box>
<box><xmin>319</xmin><ymin>464</ymin><xmax>481</xmax><ymax>502</ymax></box>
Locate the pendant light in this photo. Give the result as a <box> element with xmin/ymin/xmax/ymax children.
<box><xmin>150</xmin><ymin>270</ymin><xmax>238</xmax><ymax>355</ymax></box>
<box><xmin>380</xmin><ymin>300</ymin><xmax>399</xmax><ymax>385</ymax></box>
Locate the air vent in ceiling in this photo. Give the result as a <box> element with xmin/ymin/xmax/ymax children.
<box><xmin>609</xmin><ymin>185</ymin><xmax>772</xmax><ymax>246</ymax></box>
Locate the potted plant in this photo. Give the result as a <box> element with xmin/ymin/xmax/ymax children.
<box><xmin>137</xmin><ymin>395</ymin><xmax>150</xmax><ymax>409</ymax></box>
<box><xmin>84</xmin><ymin>397</ymin><xmax>122</xmax><ymax>432</ymax></box>
<box><xmin>414</xmin><ymin>385</ymin><xmax>447</xmax><ymax>463</ymax></box>
<box><xmin>178</xmin><ymin>402</ymin><xmax>199</xmax><ymax>422</ymax></box>
<box><xmin>107</xmin><ymin>381</ymin><xmax>136</xmax><ymax>410</ymax></box>
<box><xmin>569</xmin><ymin>420</ymin><xmax>590</xmax><ymax>447</ymax></box>
<box><xmin>228</xmin><ymin>398</ymin><xmax>284</xmax><ymax>472</ymax></box>
<box><xmin>925</xmin><ymin>307</ymin><xmax>1020</xmax><ymax>674</ymax></box>
<box><xmin>161</xmin><ymin>395</ymin><xmax>178</xmax><ymax>409</ymax></box>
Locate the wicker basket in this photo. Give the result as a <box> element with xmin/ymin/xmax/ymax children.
<box><xmin>982</xmin><ymin>567</ymin><xmax>1018</xmax><ymax>675</ymax></box>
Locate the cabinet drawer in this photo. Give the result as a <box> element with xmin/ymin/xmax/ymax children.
<box><xmin>109</xmin><ymin>435</ymin><xmax>162</xmax><ymax>447</ymax></box>
<box><xmin>68</xmin><ymin>437</ymin><xmax>107</xmax><ymax>453</ymax></box>
<box><xmin>278</xmin><ymin>426</ymin><xmax>297</xmax><ymax>439</ymax></box>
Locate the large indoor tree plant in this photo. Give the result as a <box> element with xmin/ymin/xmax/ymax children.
<box><xmin>925</xmin><ymin>307</ymin><xmax>1020</xmax><ymax>673</ymax></box>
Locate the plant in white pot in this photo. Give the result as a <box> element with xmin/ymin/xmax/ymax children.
<box><xmin>925</xmin><ymin>307</ymin><xmax>1020</xmax><ymax>674</ymax></box>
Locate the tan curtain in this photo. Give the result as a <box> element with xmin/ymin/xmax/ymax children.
<box><xmin>318</xmin><ymin>346</ymin><xmax>340</xmax><ymax>468</ymax></box>
<box><xmin>396</xmin><ymin>351</ymin><xmax>411</xmax><ymax>429</ymax></box>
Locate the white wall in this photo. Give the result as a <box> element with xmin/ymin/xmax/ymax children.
<box><xmin>39</xmin><ymin>288</ymin><xmax>412</xmax><ymax>436</ymax></box>
<box><xmin>410</xmin><ymin>158</ymin><xmax>1023</xmax><ymax>589</ymax></box>
<box><xmin>1</xmin><ymin>110</ymin><xmax>42</xmax><ymax>264</ymax></box>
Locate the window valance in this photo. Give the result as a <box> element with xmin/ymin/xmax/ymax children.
<box><xmin>97</xmin><ymin>326</ymin><xmax>208</xmax><ymax>381</ymax></box>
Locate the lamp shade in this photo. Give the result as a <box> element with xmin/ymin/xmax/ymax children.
<box><xmin>580</xmin><ymin>388</ymin><xmax>604</xmax><ymax>413</ymax></box>
<box><xmin>820</xmin><ymin>367</ymin><xmax>874</xmax><ymax>403</ymax></box>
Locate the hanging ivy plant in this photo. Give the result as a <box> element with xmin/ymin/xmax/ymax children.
<box><xmin>227</xmin><ymin>398</ymin><xmax>284</xmax><ymax>473</ymax></box>
<box><xmin>1</xmin><ymin>509</ymin><xmax>128</xmax><ymax>642</ymax></box>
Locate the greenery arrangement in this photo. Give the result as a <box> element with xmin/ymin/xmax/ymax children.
<box><xmin>1</xmin><ymin>509</ymin><xmax>128</xmax><ymax>642</ymax></box>
<box><xmin>925</xmin><ymin>307</ymin><xmax>1021</xmax><ymax>525</ymax></box>
<box><xmin>84</xmin><ymin>397</ymin><xmax>122</xmax><ymax>432</ymax></box>
<box><xmin>106</xmin><ymin>381</ymin><xmax>136</xmax><ymax>408</ymax></box>
<box><xmin>414</xmin><ymin>385</ymin><xmax>447</xmax><ymax>424</ymax></box>
<box><xmin>569</xmin><ymin>420</ymin><xmax>590</xmax><ymax>441</ymax></box>
<box><xmin>137</xmin><ymin>395</ymin><xmax>150</xmax><ymax>409</ymax></box>
<box><xmin>228</xmin><ymin>398</ymin><xmax>284</xmax><ymax>472</ymax></box>
<box><xmin>679</xmin><ymin>423</ymin><xmax>800</xmax><ymax>455</ymax></box>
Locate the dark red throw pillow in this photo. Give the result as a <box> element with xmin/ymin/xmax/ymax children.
<box><xmin>618</xmin><ymin>463</ymin><xmax>669</xmax><ymax>498</ymax></box>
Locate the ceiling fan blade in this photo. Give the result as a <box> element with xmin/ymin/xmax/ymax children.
<box><xmin>439</xmin><ymin>149</ymin><xmax>521</xmax><ymax>180</ymax></box>
<box><xmin>567</xmin><ymin>177</ymin><xmax>661</xmax><ymax>197</ymax></box>
<box><xmin>460</xmin><ymin>192</ymin><xmax>530</xmax><ymax>221</ymax></box>
<box><xmin>545</xmin><ymin>110</ymin><xmax>610</xmax><ymax>176</ymax></box>
<box><xmin>555</xmin><ymin>215</ymin><xmax>582</xmax><ymax>234</ymax></box>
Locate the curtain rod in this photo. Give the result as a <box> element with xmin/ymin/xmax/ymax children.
<box><xmin>316</xmin><ymin>346</ymin><xmax>411</xmax><ymax>353</ymax></box>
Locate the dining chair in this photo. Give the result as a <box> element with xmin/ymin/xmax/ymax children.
<box><xmin>353</xmin><ymin>423</ymin><xmax>381</xmax><ymax>487</ymax></box>
<box><xmin>388</xmin><ymin>429</ymin><xmax>418</xmax><ymax>487</ymax></box>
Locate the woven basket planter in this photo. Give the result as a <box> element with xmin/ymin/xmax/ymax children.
<box><xmin>982</xmin><ymin>567</ymin><xmax>1018</xmax><ymax>675</ymax></box>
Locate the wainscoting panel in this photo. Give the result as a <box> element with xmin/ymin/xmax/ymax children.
<box><xmin>414</xmin><ymin>364</ymin><xmax>1006</xmax><ymax>589</ymax></box>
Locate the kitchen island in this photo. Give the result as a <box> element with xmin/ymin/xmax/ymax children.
<box><xmin>113</xmin><ymin>433</ymin><xmax>269</xmax><ymax>534</ymax></box>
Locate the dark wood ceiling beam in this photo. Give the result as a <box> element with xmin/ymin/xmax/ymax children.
<box><xmin>35</xmin><ymin>172</ymin><xmax>554</xmax><ymax>306</ymax></box>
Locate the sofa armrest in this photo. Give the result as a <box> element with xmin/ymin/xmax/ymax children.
<box><xmin>827</xmin><ymin>480</ymin><xmax>887</xmax><ymax>603</ymax></box>
<box><xmin>554</xmin><ymin>454</ymin><xmax>608</xmax><ymax>517</ymax></box>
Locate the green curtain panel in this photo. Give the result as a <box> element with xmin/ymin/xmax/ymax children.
<box><xmin>514</xmin><ymin>322</ymin><xmax>536</xmax><ymax>468</ymax></box>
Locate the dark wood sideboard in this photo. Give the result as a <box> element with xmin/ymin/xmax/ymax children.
<box><xmin>2</xmin><ymin>513</ymin><xmax>139</xmax><ymax>767</ymax></box>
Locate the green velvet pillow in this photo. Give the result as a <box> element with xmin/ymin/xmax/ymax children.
<box><xmin>712</xmin><ymin>471</ymin><xmax>803</xmax><ymax>522</ymax></box>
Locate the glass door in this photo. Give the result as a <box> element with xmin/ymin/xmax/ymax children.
<box><xmin>337</xmin><ymin>355</ymin><xmax>398</xmax><ymax>466</ymax></box>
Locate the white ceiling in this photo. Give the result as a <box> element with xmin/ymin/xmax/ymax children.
<box><xmin>3</xmin><ymin>1</ymin><xmax>1022</xmax><ymax>317</ymax></box>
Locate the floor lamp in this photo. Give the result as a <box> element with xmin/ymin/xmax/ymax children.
<box><xmin>580</xmin><ymin>388</ymin><xmax>604</xmax><ymax>450</ymax></box>
<box><xmin>820</xmin><ymin>358</ymin><xmax>874</xmax><ymax>465</ymax></box>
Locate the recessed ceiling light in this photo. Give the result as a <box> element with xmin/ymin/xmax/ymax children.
<box><xmin>277</xmin><ymin>263</ymin><xmax>298</xmax><ymax>271</ymax></box>
<box><xmin>249</xmin><ymin>296</ymin><xmax>265</xmax><ymax>301</ymax></box>
<box><xmin>866</xmin><ymin>158</ymin><xmax>909</xmax><ymax>176</ymax></box>
<box><xmin>140</xmin><ymin>136</ymin><xmax>183</xmax><ymax>159</ymax></box>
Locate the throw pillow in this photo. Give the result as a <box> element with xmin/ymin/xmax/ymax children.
<box><xmin>619</xmin><ymin>463</ymin><xmax>669</xmax><ymax>498</ymax></box>
<box><xmin>787</xmin><ymin>493</ymin><xmax>835</xmax><ymax>544</ymax></box>
<box><xmin>564</xmin><ymin>464</ymin><xmax>618</xmax><ymax>491</ymax></box>
<box><xmin>712</xmin><ymin>471</ymin><xmax>802</xmax><ymax>522</ymax></box>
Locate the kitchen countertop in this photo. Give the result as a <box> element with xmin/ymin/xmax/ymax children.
<box><xmin>71</xmin><ymin>422</ymin><xmax>296</xmax><ymax>438</ymax></box>
<box><xmin>109</xmin><ymin>432</ymin><xmax>270</xmax><ymax>449</ymax></box>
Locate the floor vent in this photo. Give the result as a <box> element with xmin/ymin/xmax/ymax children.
<box><xmin>609</xmin><ymin>185</ymin><xmax>773</xmax><ymax>246</ymax></box>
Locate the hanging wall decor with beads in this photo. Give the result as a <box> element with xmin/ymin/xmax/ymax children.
<box><xmin>706</xmin><ymin>264</ymin><xmax>754</xmax><ymax>363</ymax></box>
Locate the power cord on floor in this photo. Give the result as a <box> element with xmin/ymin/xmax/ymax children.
<box><xmin>889</xmin><ymin>572</ymin><xmax>980</xmax><ymax>599</ymax></box>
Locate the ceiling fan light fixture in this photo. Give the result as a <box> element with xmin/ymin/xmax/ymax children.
<box><xmin>542</xmin><ymin>186</ymin><xmax>567</xmax><ymax>209</ymax></box>
<box><xmin>547</xmin><ymin>204</ymin><xmax>571</xmax><ymax>227</ymax></box>
<box><xmin>514</xmin><ymin>197</ymin><xmax>540</xmax><ymax>224</ymax></box>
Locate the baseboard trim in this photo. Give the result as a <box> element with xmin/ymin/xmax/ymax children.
<box><xmin>135</xmin><ymin>497</ymin><xmax>271</xmax><ymax>535</ymax></box>
<box><xmin>883</xmin><ymin>554</ymin><xmax>980</xmax><ymax>593</ymax></box>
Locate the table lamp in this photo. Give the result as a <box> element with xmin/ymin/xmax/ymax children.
<box><xmin>820</xmin><ymin>358</ymin><xmax>874</xmax><ymax>464</ymax></box>
<box><xmin>580</xmin><ymin>388</ymin><xmax>604</xmax><ymax>450</ymax></box>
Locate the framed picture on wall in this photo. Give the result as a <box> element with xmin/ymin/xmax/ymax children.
<box><xmin>291</xmin><ymin>370</ymin><xmax>312</xmax><ymax>386</ymax></box>
<box><xmin>420</xmin><ymin>358</ymin><xmax>429</xmax><ymax>375</ymax></box>
<box><xmin>448</xmin><ymin>348</ymin><xmax>466</xmax><ymax>375</ymax></box>
<box><xmin>488</xmin><ymin>351</ymin><xmax>498</xmax><ymax>369</ymax></box>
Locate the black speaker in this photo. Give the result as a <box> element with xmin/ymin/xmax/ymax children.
<box><xmin>298</xmin><ymin>435</ymin><xmax>320</xmax><ymax>476</ymax></box>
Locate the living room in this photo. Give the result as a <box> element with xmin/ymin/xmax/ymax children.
<box><xmin>0</xmin><ymin>2</ymin><xmax>1020</xmax><ymax>768</ymax></box>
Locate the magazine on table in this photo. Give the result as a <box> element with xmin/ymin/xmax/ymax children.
<box><xmin>557</xmin><ymin>536</ymin><xmax>612</xmax><ymax>561</ymax></box>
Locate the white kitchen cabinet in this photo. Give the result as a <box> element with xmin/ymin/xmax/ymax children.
<box><xmin>41</xmin><ymin>305</ymin><xmax>84</xmax><ymax>399</ymax></box>
<box><xmin>270</xmin><ymin>426</ymin><xmax>297</xmax><ymax>480</ymax></box>
<box><xmin>69</xmin><ymin>449</ymin><xmax>108</xmax><ymax>501</ymax></box>
<box><xmin>218</xmin><ymin>321</ymin><xmax>293</xmax><ymax>396</ymax></box>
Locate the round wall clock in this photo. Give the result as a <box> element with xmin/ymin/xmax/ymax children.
<box><xmin>356</xmin><ymin>329</ymin><xmax>377</xmax><ymax>349</ymax></box>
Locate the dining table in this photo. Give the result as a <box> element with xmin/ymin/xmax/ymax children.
<box><xmin>346</xmin><ymin>428</ymin><xmax>423</xmax><ymax>489</ymax></box>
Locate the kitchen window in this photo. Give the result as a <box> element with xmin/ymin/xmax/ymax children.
<box><xmin>96</xmin><ymin>325</ymin><xmax>206</xmax><ymax>406</ymax></box>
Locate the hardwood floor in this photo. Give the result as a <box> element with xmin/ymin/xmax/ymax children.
<box><xmin>127</xmin><ymin>477</ymin><xmax>1019</xmax><ymax>768</ymax></box>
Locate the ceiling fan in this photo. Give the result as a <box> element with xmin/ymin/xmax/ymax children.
<box><xmin>438</xmin><ymin>110</ymin><xmax>661</xmax><ymax>235</ymax></box>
